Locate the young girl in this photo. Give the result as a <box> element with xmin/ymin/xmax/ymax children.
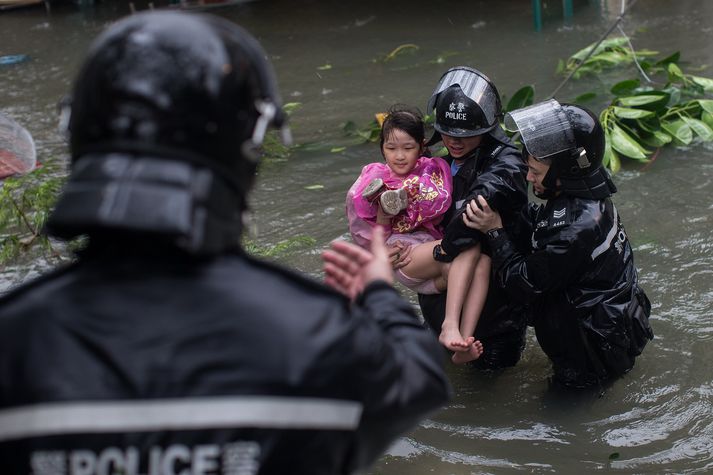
<box><xmin>346</xmin><ymin>105</ymin><xmax>488</xmax><ymax>363</ymax></box>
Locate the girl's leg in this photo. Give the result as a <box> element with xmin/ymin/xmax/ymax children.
<box><xmin>438</xmin><ymin>246</ymin><xmax>479</xmax><ymax>352</ymax></box>
<box><xmin>398</xmin><ymin>240</ymin><xmax>444</xmax><ymax>281</ymax></box>
<box><xmin>460</xmin><ymin>252</ymin><xmax>490</xmax><ymax>339</ymax></box>
<box><xmin>452</xmin><ymin>252</ymin><xmax>491</xmax><ymax>364</ymax></box>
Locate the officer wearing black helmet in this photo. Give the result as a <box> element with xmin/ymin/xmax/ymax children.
<box><xmin>464</xmin><ymin>99</ymin><xmax>654</xmax><ymax>388</ymax></box>
<box><xmin>418</xmin><ymin>66</ymin><xmax>530</xmax><ymax>370</ymax></box>
<box><xmin>0</xmin><ymin>11</ymin><xmax>450</xmax><ymax>474</ymax></box>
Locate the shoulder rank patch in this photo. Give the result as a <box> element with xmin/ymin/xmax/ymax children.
<box><xmin>549</xmin><ymin>205</ymin><xmax>569</xmax><ymax>228</ymax></box>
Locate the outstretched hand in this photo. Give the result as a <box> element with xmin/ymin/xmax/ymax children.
<box><xmin>463</xmin><ymin>195</ymin><xmax>503</xmax><ymax>232</ymax></box>
<box><xmin>322</xmin><ymin>226</ymin><xmax>394</xmax><ymax>301</ymax></box>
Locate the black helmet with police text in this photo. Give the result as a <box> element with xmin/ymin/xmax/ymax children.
<box><xmin>427</xmin><ymin>67</ymin><xmax>502</xmax><ymax>140</ymax></box>
<box><xmin>504</xmin><ymin>99</ymin><xmax>615</xmax><ymax>199</ymax></box>
<box><xmin>47</xmin><ymin>11</ymin><xmax>291</xmax><ymax>253</ymax></box>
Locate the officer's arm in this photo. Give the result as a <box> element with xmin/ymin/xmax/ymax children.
<box><xmin>487</xmin><ymin>225</ymin><xmax>591</xmax><ymax>299</ymax></box>
<box><xmin>345</xmin><ymin>281</ymin><xmax>451</xmax><ymax>472</ymax></box>
<box><xmin>441</xmin><ymin>148</ymin><xmax>526</xmax><ymax>257</ymax></box>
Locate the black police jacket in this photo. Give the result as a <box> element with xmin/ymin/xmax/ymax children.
<box><xmin>439</xmin><ymin>127</ymin><xmax>529</xmax><ymax>257</ymax></box>
<box><xmin>488</xmin><ymin>194</ymin><xmax>654</xmax><ymax>385</ymax></box>
<box><xmin>0</xmin><ymin>246</ymin><xmax>450</xmax><ymax>474</ymax></box>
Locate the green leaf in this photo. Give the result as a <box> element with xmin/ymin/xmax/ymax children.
<box><xmin>702</xmin><ymin>111</ymin><xmax>713</xmax><ymax>129</ymax></box>
<box><xmin>667</xmin><ymin>63</ymin><xmax>685</xmax><ymax>81</ymax></box>
<box><xmin>283</xmin><ymin>102</ymin><xmax>302</xmax><ymax>115</ymax></box>
<box><xmin>689</xmin><ymin>75</ymin><xmax>713</xmax><ymax>93</ymax></box>
<box><xmin>697</xmin><ymin>99</ymin><xmax>713</xmax><ymax>115</ymax></box>
<box><xmin>555</xmin><ymin>59</ymin><xmax>565</xmax><ymax>74</ymax></box>
<box><xmin>612</xmin><ymin>107</ymin><xmax>654</xmax><ymax>119</ymax></box>
<box><xmin>617</xmin><ymin>93</ymin><xmax>669</xmax><ymax>111</ymax></box>
<box><xmin>639</xmin><ymin>130</ymin><xmax>672</xmax><ymax>147</ymax></box>
<box><xmin>610</xmin><ymin>123</ymin><xmax>650</xmax><ymax>160</ymax></box>
<box><xmin>330</xmin><ymin>147</ymin><xmax>346</xmax><ymax>153</ymax></box>
<box><xmin>505</xmin><ymin>85</ymin><xmax>535</xmax><ymax>112</ymax></box>
<box><xmin>591</xmin><ymin>51</ymin><xmax>631</xmax><ymax>65</ymax></box>
<box><xmin>661</xmin><ymin>119</ymin><xmax>693</xmax><ymax>144</ymax></box>
<box><xmin>570</xmin><ymin>37</ymin><xmax>628</xmax><ymax>62</ymax></box>
<box><xmin>574</xmin><ymin>92</ymin><xmax>597</xmax><ymax>103</ymax></box>
<box><xmin>602</xmin><ymin>136</ymin><xmax>621</xmax><ymax>173</ymax></box>
<box><xmin>655</xmin><ymin>51</ymin><xmax>680</xmax><ymax>66</ymax></box>
<box><xmin>611</xmin><ymin>79</ymin><xmax>640</xmax><ymax>96</ymax></box>
<box><xmin>682</xmin><ymin>117</ymin><xmax>713</xmax><ymax>141</ymax></box>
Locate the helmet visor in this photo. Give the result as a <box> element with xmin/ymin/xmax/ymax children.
<box><xmin>504</xmin><ymin>99</ymin><xmax>575</xmax><ymax>160</ymax></box>
<box><xmin>427</xmin><ymin>67</ymin><xmax>499</xmax><ymax>127</ymax></box>
<box><xmin>0</xmin><ymin>113</ymin><xmax>36</xmax><ymax>179</ymax></box>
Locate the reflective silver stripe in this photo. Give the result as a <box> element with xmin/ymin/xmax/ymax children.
<box><xmin>0</xmin><ymin>396</ymin><xmax>363</xmax><ymax>442</ymax></box>
<box><xmin>591</xmin><ymin>205</ymin><xmax>618</xmax><ymax>260</ymax></box>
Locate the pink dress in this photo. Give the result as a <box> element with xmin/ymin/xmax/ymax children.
<box><xmin>346</xmin><ymin>156</ymin><xmax>452</xmax><ymax>293</ymax></box>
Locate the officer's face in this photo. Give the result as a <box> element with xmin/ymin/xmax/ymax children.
<box><xmin>382</xmin><ymin>128</ymin><xmax>423</xmax><ymax>177</ymax></box>
<box><xmin>441</xmin><ymin>134</ymin><xmax>483</xmax><ymax>160</ymax></box>
<box><xmin>526</xmin><ymin>155</ymin><xmax>551</xmax><ymax>197</ymax></box>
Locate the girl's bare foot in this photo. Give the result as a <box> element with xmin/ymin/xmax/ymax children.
<box><xmin>451</xmin><ymin>340</ymin><xmax>484</xmax><ymax>365</ymax></box>
<box><xmin>439</xmin><ymin>324</ymin><xmax>473</xmax><ymax>351</ymax></box>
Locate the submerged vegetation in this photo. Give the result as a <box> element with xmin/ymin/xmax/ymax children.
<box><xmin>0</xmin><ymin>168</ymin><xmax>65</xmax><ymax>265</ymax></box>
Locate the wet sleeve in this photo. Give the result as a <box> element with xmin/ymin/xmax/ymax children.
<box><xmin>345</xmin><ymin>281</ymin><xmax>451</xmax><ymax>472</ymax></box>
<box><xmin>440</xmin><ymin>147</ymin><xmax>527</xmax><ymax>257</ymax></box>
<box><xmin>488</xmin><ymin>223</ymin><xmax>593</xmax><ymax>300</ymax></box>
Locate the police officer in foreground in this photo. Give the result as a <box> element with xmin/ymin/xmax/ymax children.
<box><xmin>0</xmin><ymin>12</ymin><xmax>450</xmax><ymax>474</ymax></box>
<box><xmin>417</xmin><ymin>67</ymin><xmax>530</xmax><ymax>369</ymax></box>
<box><xmin>464</xmin><ymin>99</ymin><xmax>653</xmax><ymax>388</ymax></box>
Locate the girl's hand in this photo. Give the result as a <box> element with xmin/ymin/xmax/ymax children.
<box><xmin>463</xmin><ymin>195</ymin><xmax>503</xmax><ymax>232</ymax></box>
<box><xmin>388</xmin><ymin>240</ymin><xmax>412</xmax><ymax>270</ymax></box>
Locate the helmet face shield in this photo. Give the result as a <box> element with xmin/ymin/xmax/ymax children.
<box><xmin>504</xmin><ymin>99</ymin><xmax>576</xmax><ymax>160</ymax></box>
<box><xmin>427</xmin><ymin>67</ymin><xmax>500</xmax><ymax>129</ymax></box>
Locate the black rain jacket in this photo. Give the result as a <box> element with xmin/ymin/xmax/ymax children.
<box><xmin>0</xmin><ymin>246</ymin><xmax>450</xmax><ymax>474</ymax></box>
<box><xmin>488</xmin><ymin>194</ymin><xmax>653</xmax><ymax>386</ymax></box>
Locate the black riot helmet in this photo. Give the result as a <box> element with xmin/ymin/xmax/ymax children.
<box><xmin>426</xmin><ymin>67</ymin><xmax>501</xmax><ymax>144</ymax></box>
<box><xmin>504</xmin><ymin>99</ymin><xmax>616</xmax><ymax>199</ymax></box>
<box><xmin>47</xmin><ymin>11</ymin><xmax>291</xmax><ymax>254</ymax></box>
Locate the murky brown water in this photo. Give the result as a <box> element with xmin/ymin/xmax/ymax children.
<box><xmin>2</xmin><ymin>0</ymin><xmax>713</xmax><ymax>473</ymax></box>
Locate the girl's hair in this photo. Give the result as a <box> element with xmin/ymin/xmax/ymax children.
<box><xmin>379</xmin><ymin>104</ymin><xmax>425</xmax><ymax>149</ymax></box>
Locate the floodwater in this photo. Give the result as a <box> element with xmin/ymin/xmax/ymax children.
<box><xmin>2</xmin><ymin>0</ymin><xmax>713</xmax><ymax>473</ymax></box>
